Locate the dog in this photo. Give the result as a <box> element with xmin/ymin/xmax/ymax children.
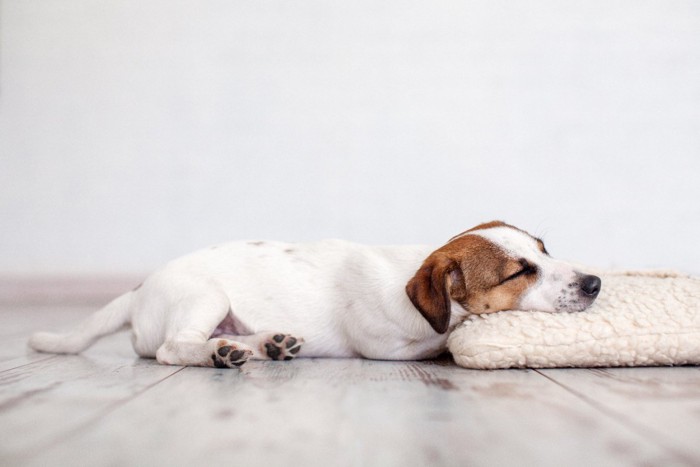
<box><xmin>29</xmin><ymin>220</ymin><xmax>601</xmax><ymax>367</ymax></box>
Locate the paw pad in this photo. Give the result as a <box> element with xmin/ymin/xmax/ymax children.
<box><xmin>211</xmin><ymin>343</ymin><xmax>252</xmax><ymax>368</ymax></box>
<box><xmin>265</xmin><ymin>334</ymin><xmax>304</xmax><ymax>361</ymax></box>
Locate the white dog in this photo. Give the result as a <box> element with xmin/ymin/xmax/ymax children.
<box><xmin>30</xmin><ymin>221</ymin><xmax>601</xmax><ymax>368</ymax></box>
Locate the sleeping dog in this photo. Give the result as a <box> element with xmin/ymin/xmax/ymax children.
<box><xmin>30</xmin><ymin>221</ymin><xmax>601</xmax><ymax>367</ymax></box>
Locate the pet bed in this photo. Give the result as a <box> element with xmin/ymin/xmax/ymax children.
<box><xmin>447</xmin><ymin>270</ymin><xmax>700</xmax><ymax>369</ymax></box>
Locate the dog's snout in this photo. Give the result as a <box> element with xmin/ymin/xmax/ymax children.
<box><xmin>580</xmin><ymin>275</ymin><xmax>601</xmax><ymax>297</ymax></box>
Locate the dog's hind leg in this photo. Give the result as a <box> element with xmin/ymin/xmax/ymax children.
<box><xmin>154</xmin><ymin>293</ymin><xmax>253</xmax><ymax>368</ymax></box>
<box><xmin>157</xmin><ymin>337</ymin><xmax>253</xmax><ymax>368</ymax></box>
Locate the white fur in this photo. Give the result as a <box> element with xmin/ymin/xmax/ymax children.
<box><xmin>29</xmin><ymin>225</ymin><xmax>593</xmax><ymax>366</ymax></box>
<box><xmin>134</xmin><ymin>240</ymin><xmax>443</xmax><ymax>361</ymax></box>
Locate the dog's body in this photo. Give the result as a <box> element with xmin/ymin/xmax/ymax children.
<box><xmin>135</xmin><ymin>240</ymin><xmax>443</xmax><ymax>360</ymax></box>
<box><xmin>30</xmin><ymin>221</ymin><xmax>601</xmax><ymax>367</ymax></box>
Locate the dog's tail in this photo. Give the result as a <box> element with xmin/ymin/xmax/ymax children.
<box><xmin>29</xmin><ymin>291</ymin><xmax>133</xmax><ymax>354</ymax></box>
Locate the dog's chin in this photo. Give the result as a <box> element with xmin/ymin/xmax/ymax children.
<box><xmin>507</xmin><ymin>303</ymin><xmax>595</xmax><ymax>314</ymax></box>
<box><xmin>558</xmin><ymin>298</ymin><xmax>597</xmax><ymax>313</ymax></box>
<box><xmin>516</xmin><ymin>297</ymin><xmax>597</xmax><ymax>314</ymax></box>
<box><xmin>522</xmin><ymin>298</ymin><xmax>597</xmax><ymax>314</ymax></box>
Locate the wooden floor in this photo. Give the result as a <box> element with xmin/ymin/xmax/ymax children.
<box><xmin>2</xmin><ymin>304</ymin><xmax>700</xmax><ymax>467</ymax></box>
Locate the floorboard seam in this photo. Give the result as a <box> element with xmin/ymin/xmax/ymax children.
<box><xmin>20</xmin><ymin>366</ymin><xmax>187</xmax><ymax>459</ymax></box>
<box><xmin>535</xmin><ymin>369</ymin><xmax>699</xmax><ymax>465</ymax></box>
<box><xmin>0</xmin><ymin>355</ymin><xmax>58</xmax><ymax>373</ymax></box>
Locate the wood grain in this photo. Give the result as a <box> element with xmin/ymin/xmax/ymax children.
<box><xmin>2</xmin><ymin>305</ymin><xmax>699</xmax><ymax>466</ymax></box>
<box><xmin>539</xmin><ymin>367</ymin><xmax>700</xmax><ymax>463</ymax></box>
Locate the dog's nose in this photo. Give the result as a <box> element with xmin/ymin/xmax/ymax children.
<box><xmin>580</xmin><ymin>275</ymin><xmax>601</xmax><ymax>297</ymax></box>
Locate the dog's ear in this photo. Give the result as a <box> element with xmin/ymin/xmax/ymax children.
<box><xmin>405</xmin><ymin>253</ymin><xmax>464</xmax><ymax>334</ymax></box>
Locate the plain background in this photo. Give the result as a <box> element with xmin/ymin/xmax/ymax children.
<box><xmin>1</xmin><ymin>0</ymin><xmax>699</xmax><ymax>276</ymax></box>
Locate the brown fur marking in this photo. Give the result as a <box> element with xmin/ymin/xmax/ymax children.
<box><xmin>407</xmin><ymin>221</ymin><xmax>542</xmax><ymax>333</ymax></box>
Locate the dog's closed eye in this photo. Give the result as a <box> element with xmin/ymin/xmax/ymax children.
<box><xmin>500</xmin><ymin>259</ymin><xmax>537</xmax><ymax>284</ymax></box>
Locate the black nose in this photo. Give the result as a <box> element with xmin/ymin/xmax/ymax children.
<box><xmin>580</xmin><ymin>275</ymin><xmax>601</xmax><ymax>297</ymax></box>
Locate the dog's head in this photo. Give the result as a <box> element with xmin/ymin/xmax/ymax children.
<box><xmin>406</xmin><ymin>220</ymin><xmax>601</xmax><ymax>334</ymax></box>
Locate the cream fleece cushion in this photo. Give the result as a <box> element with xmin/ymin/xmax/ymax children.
<box><xmin>447</xmin><ymin>270</ymin><xmax>700</xmax><ymax>369</ymax></box>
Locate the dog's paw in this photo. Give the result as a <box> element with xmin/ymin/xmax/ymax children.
<box><xmin>211</xmin><ymin>341</ymin><xmax>253</xmax><ymax>368</ymax></box>
<box><xmin>264</xmin><ymin>334</ymin><xmax>304</xmax><ymax>361</ymax></box>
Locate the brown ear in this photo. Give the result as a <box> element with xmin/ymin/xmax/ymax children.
<box><xmin>405</xmin><ymin>254</ymin><xmax>463</xmax><ymax>334</ymax></box>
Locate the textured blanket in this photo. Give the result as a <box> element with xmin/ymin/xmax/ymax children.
<box><xmin>447</xmin><ymin>270</ymin><xmax>700</xmax><ymax>369</ymax></box>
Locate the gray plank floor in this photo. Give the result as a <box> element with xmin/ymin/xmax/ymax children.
<box><xmin>2</xmin><ymin>305</ymin><xmax>700</xmax><ymax>467</ymax></box>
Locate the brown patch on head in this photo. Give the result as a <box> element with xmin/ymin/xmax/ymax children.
<box><xmin>451</xmin><ymin>220</ymin><xmax>549</xmax><ymax>255</ymax></box>
<box><xmin>406</xmin><ymin>229</ymin><xmax>541</xmax><ymax>333</ymax></box>
<box><xmin>466</xmin><ymin>256</ymin><xmax>539</xmax><ymax>315</ymax></box>
<box><xmin>448</xmin><ymin>220</ymin><xmax>525</xmax><ymax>242</ymax></box>
<box><xmin>467</xmin><ymin>220</ymin><xmax>511</xmax><ymax>232</ymax></box>
<box><xmin>447</xmin><ymin>236</ymin><xmax>540</xmax><ymax>315</ymax></box>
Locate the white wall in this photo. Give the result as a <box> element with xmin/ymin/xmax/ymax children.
<box><xmin>1</xmin><ymin>0</ymin><xmax>699</xmax><ymax>275</ymax></box>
